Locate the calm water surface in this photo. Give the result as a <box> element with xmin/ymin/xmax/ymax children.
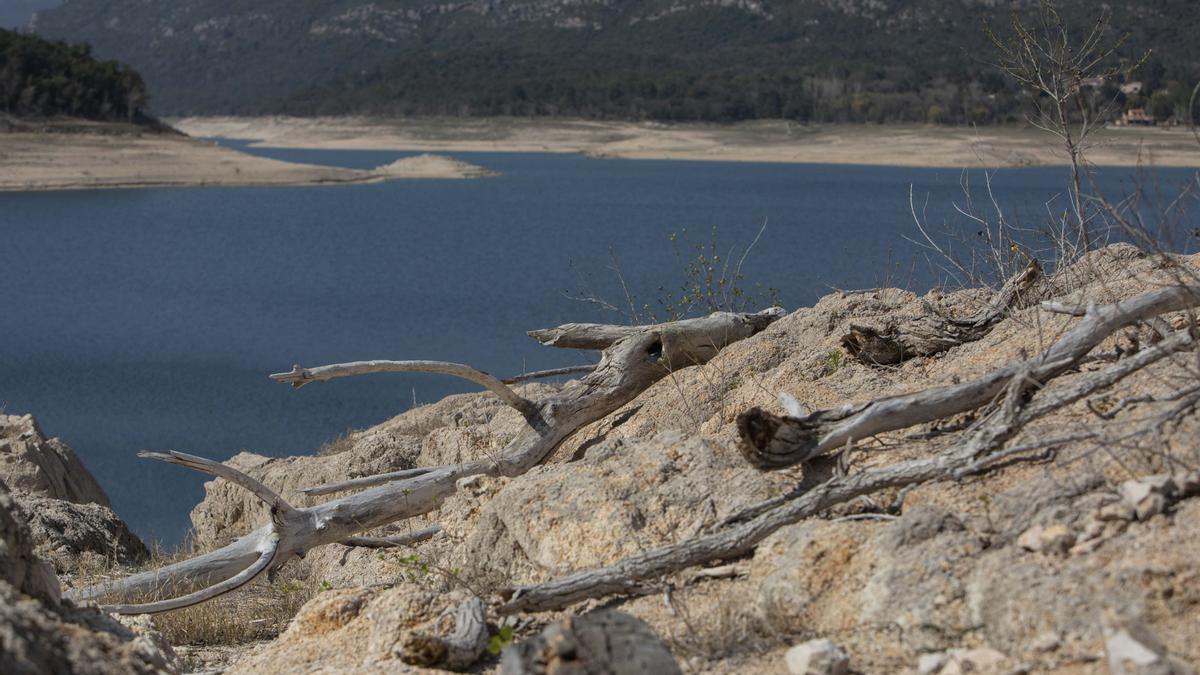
<box><xmin>2</xmin><ymin>145</ymin><xmax>1196</xmax><ymax>544</ymax></box>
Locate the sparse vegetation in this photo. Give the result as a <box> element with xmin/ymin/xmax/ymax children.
<box><xmin>315</xmin><ymin>430</ymin><xmax>356</xmax><ymax>457</ymax></box>
<box><xmin>567</xmin><ymin>224</ymin><xmax>780</xmax><ymax>325</ymax></box>
<box><xmin>486</xmin><ymin>622</ymin><xmax>515</xmax><ymax>656</ymax></box>
<box><xmin>67</xmin><ymin>541</ymin><xmax>317</xmax><ymax>647</ymax></box>
<box><xmin>822</xmin><ymin>349</ymin><xmax>843</xmax><ymax>376</ymax></box>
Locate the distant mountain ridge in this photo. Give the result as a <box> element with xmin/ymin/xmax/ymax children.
<box><xmin>31</xmin><ymin>0</ymin><xmax>1200</xmax><ymax>122</ymax></box>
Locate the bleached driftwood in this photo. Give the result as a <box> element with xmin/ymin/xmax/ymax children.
<box><xmin>70</xmin><ymin>307</ymin><xmax>784</xmax><ymax>614</ymax></box>
<box><xmin>404</xmin><ymin>596</ymin><xmax>490</xmax><ymax>670</ymax></box>
<box><xmin>841</xmin><ymin>259</ymin><xmax>1041</xmax><ymax>365</ymax></box>
<box><xmin>499</xmin><ymin>289</ymin><xmax>1198</xmax><ymax>613</ymax></box>
<box><xmin>739</xmin><ymin>283</ymin><xmax>1200</xmax><ymax>469</ymax></box>
<box><xmin>271</xmin><ymin>360</ymin><xmax>537</xmax><ymax>415</ymax></box>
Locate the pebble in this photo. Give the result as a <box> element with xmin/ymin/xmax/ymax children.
<box><xmin>785</xmin><ymin>639</ymin><xmax>849</xmax><ymax>675</ymax></box>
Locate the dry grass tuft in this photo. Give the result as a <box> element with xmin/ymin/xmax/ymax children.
<box><xmin>316</xmin><ymin>430</ymin><xmax>358</xmax><ymax>456</ymax></box>
<box><xmin>67</xmin><ymin>535</ymin><xmax>319</xmax><ymax>648</ymax></box>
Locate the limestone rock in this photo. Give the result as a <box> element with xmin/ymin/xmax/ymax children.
<box><xmin>500</xmin><ymin>610</ymin><xmax>681</xmax><ymax>675</ymax></box>
<box><xmin>229</xmin><ymin>584</ymin><xmax>486</xmax><ymax>673</ymax></box>
<box><xmin>1016</xmin><ymin>523</ymin><xmax>1075</xmax><ymax>554</ymax></box>
<box><xmin>785</xmin><ymin>639</ymin><xmax>849</xmax><ymax>675</ymax></box>
<box><xmin>917</xmin><ymin>648</ymin><xmax>1007</xmax><ymax>675</ymax></box>
<box><xmin>0</xmin><ymin>414</ymin><xmax>147</xmax><ymax>576</ymax></box>
<box><xmin>0</xmin><ymin>414</ymin><xmax>109</xmax><ymax>506</ymax></box>
<box><xmin>1120</xmin><ymin>476</ymin><xmax>1176</xmax><ymax>521</ymax></box>
<box><xmin>1104</xmin><ymin>618</ymin><xmax>1196</xmax><ymax>675</ymax></box>
<box><xmin>189</xmin><ymin>385</ymin><xmax>553</xmax><ymax>549</ymax></box>
<box><xmin>0</xmin><ymin>481</ymin><xmax>177</xmax><ymax>675</ymax></box>
<box><xmin>456</xmin><ymin>432</ymin><xmax>790</xmax><ymax>587</ymax></box>
<box><xmin>0</xmin><ymin>480</ymin><xmax>60</xmax><ymax>604</ymax></box>
<box><xmin>17</xmin><ymin>493</ymin><xmax>148</xmax><ymax>572</ymax></box>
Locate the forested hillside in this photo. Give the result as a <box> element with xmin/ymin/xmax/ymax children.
<box><xmin>0</xmin><ymin>28</ymin><xmax>146</xmax><ymax>122</ymax></box>
<box><xmin>32</xmin><ymin>0</ymin><xmax>1200</xmax><ymax>123</ymax></box>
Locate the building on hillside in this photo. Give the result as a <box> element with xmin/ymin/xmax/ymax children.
<box><xmin>1118</xmin><ymin>108</ymin><xmax>1155</xmax><ymax>126</ymax></box>
<box><xmin>1120</xmin><ymin>81</ymin><xmax>1144</xmax><ymax>95</ymax></box>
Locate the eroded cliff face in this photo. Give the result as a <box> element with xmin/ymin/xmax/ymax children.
<box><xmin>157</xmin><ymin>243</ymin><xmax>1200</xmax><ymax>673</ymax></box>
<box><xmin>0</xmin><ymin>481</ymin><xmax>177</xmax><ymax>675</ymax></box>
<box><xmin>0</xmin><ymin>414</ymin><xmax>148</xmax><ymax>573</ymax></box>
<box><xmin>0</xmin><ymin>414</ymin><xmax>110</xmax><ymax>506</ymax></box>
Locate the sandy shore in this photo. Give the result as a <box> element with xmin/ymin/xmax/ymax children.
<box><xmin>0</xmin><ymin>131</ymin><xmax>494</xmax><ymax>192</ymax></box>
<box><xmin>173</xmin><ymin>116</ymin><xmax>1200</xmax><ymax>168</ymax></box>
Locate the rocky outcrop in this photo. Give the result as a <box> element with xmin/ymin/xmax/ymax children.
<box><xmin>0</xmin><ymin>414</ymin><xmax>147</xmax><ymax>570</ymax></box>
<box><xmin>451</xmin><ymin>432</ymin><xmax>792</xmax><ymax>588</ymax></box>
<box><xmin>16</xmin><ymin>493</ymin><xmax>148</xmax><ymax>573</ymax></box>
<box><xmin>229</xmin><ymin>584</ymin><xmax>486</xmax><ymax>673</ymax></box>
<box><xmin>501</xmin><ymin>610</ymin><xmax>681</xmax><ymax>675</ymax></box>
<box><xmin>0</xmin><ymin>480</ymin><xmax>61</xmax><ymax>604</ymax></box>
<box><xmin>190</xmin><ymin>246</ymin><xmax>1200</xmax><ymax>673</ymax></box>
<box><xmin>0</xmin><ymin>414</ymin><xmax>109</xmax><ymax>506</ymax></box>
<box><xmin>188</xmin><ymin>384</ymin><xmax>556</xmax><ymax>550</ymax></box>
<box><xmin>0</xmin><ymin>480</ymin><xmax>177</xmax><ymax>675</ymax></box>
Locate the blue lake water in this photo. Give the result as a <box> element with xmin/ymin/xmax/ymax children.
<box><xmin>2</xmin><ymin>144</ymin><xmax>1197</xmax><ymax>545</ymax></box>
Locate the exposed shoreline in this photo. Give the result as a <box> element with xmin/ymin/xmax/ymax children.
<box><xmin>3</xmin><ymin>117</ymin><xmax>1196</xmax><ymax>193</ymax></box>
<box><xmin>0</xmin><ymin>129</ymin><xmax>494</xmax><ymax>192</ymax></box>
<box><xmin>174</xmin><ymin>116</ymin><xmax>1200</xmax><ymax>168</ymax></box>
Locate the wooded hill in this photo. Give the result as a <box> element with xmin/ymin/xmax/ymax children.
<box><xmin>1</xmin><ymin>28</ymin><xmax>147</xmax><ymax>123</ymax></box>
<box><xmin>31</xmin><ymin>0</ymin><xmax>1200</xmax><ymax>123</ymax></box>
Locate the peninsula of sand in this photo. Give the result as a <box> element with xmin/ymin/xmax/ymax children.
<box><xmin>175</xmin><ymin>116</ymin><xmax>1200</xmax><ymax>168</ymax></box>
<box><xmin>0</xmin><ymin>121</ymin><xmax>495</xmax><ymax>192</ymax></box>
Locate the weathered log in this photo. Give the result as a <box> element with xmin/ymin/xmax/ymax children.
<box><xmin>499</xmin><ymin>321</ymin><xmax>1196</xmax><ymax>614</ymax></box>
<box><xmin>70</xmin><ymin>307</ymin><xmax>784</xmax><ymax>613</ymax></box>
<box><xmin>404</xmin><ymin>596</ymin><xmax>489</xmax><ymax>671</ymax></box>
<box><xmin>842</xmin><ymin>259</ymin><xmax>1041</xmax><ymax>365</ymax></box>
<box><xmin>740</xmin><ymin>283</ymin><xmax>1200</xmax><ymax>469</ymax></box>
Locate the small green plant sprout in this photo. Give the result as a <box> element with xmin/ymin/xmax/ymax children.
<box><xmin>272</xmin><ymin>581</ymin><xmax>304</xmax><ymax>595</ymax></box>
<box><xmin>388</xmin><ymin>552</ymin><xmax>432</xmax><ymax>583</ymax></box>
<box><xmin>487</xmin><ymin>622</ymin><xmax>516</xmax><ymax>656</ymax></box>
<box><xmin>822</xmin><ymin>349</ymin><xmax>843</xmax><ymax>375</ymax></box>
<box><xmin>318</xmin><ymin>580</ymin><xmax>333</xmax><ymax>593</ymax></box>
<box><xmin>658</xmin><ymin>223</ymin><xmax>781</xmax><ymax>321</ymax></box>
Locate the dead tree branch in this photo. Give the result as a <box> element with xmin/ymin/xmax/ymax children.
<box><xmin>740</xmin><ymin>284</ymin><xmax>1200</xmax><ymax>469</ymax></box>
<box><xmin>841</xmin><ymin>259</ymin><xmax>1041</xmax><ymax>365</ymax></box>
<box><xmin>70</xmin><ymin>308</ymin><xmax>784</xmax><ymax>614</ymax></box>
<box><xmin>270</xmin><ymin>361</ymin><xmax>536</xmax><ymax>415</ymax></box>
<box><xmin>499</xmin><ymin>321</ymin><xmax>1196</xmax><ymax>614</ymax></box>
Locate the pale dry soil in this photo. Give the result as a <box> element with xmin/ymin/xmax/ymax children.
<box><xmin>0</xmin><ymin>129</ymin><xmax>493</xmax><ymax>191</ymax></box>
<box><xmin>173</xmin><ymin>116</ymin><xmax>1200</xmax><ymax>168</ymax></box>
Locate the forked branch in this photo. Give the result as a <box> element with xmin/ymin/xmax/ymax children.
<box><xmin>741</xmin><ymin>284</ymin><xmax>1200</xmax><ymax>469</ymax></box>
<box><xmin>73</xmin><ymin>308</ymin><xmax>784</xmax><ymax>614</ymax></box>
<box><xmin>501</xmin><ymin>317</ymin><xmax>1197</xmax><ymax>614</ymax></box>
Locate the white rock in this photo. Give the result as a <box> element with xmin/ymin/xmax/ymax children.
<box><xmin>917</xmin><ymin>652</ymin><xmax>948</xmax><ymax>675</ymax></box>
<box><xmin>1016</xmin><ymin>524</ymin><xmax>1075</xmax><ymax>554</ymax></box>
<box><xmin>1120</xmin><ymin>476</ymin><xmax>1177</xmax><ymax>521</ymax></box>
<box><xmin>917</xmin><ymin>648</ymin><xmax>1007</xmax><ymax>675</ymax></box>
<box><xmin>1104</xmin><ymin>620</ymin><xmax>1197</xmax><ymax>675</ymax></box>
<box><xmin>785</xmin><ymin>639</ymin><xmax>849</xmax><ymax>675</ymax></box>
<box><xmin>1097</xmin><ymin>501</ymin><xmax>1136</xmax><ymax>522</ymax></box>
<box><xmin>1032</xmin><ymin>631</ymin><xmax>1061</xmax><ymax>652</ymax></box>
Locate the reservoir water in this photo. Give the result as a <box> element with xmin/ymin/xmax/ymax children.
<box><xmin>2</xmin><ymin>145</ymin><xmax>1196</xmax><ymax>544</ymax></box>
